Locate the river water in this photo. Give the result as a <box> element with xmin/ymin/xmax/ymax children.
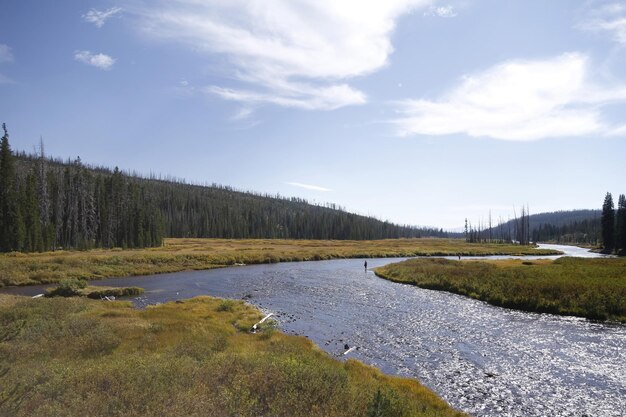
<box><xmin>2</xmin><ymin>245</ymin><xmax>624</xmax><ymax>416</ymax></box>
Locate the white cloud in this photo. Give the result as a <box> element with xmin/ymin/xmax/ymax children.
<box><xmin>231</xmin><ymin>107</ymin><xmax>254</xmax><ymax>121</ymax></box>
<box><xmin>580</xmin><ymin>2</ymin><xmax>626</xmax><ymax>44</ymax></box>
<box><xmin>286</xmin><ymin>182</ymin><xmax>332</xmax><ymax>192</ymax></box>
<box><xmin>131</xmin><ymin>0</ymin><xmax>432</xmax><ymax>110</ymax></box>
<box><xmin>0</xmin><ymin>44</ymin><xmax>13</xmax><ymax>63</ymax></box>
<box><xmin>0</xmin><ymin>44</ymin><xmax>14</xmax><ymax>84</ymax></box>
<box><xmin>607</xmin><ymin>124</ymin><xmax>626</xmax><ymax>136</ymax></box>
<box><xmin>424</xmin><ymin>5</ymin><xmax>457</xmax><ymax>18</ymax></box>
<box><xmin>394</xmin><ymin>53</ymin><xmax>626</xmax><ymax>141</ymax></box>
<box><xmin>74</xmin><ymin>50</ymin><xmax>116</xmax><ymax>70</ymax></box>
<box><xmin>82</xmin><ymin>7</ymin><xmax>123</xmax><ymax>28</ymax></box>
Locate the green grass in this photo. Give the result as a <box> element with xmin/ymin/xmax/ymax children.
<box><xmin>0</xmin><ymin>294</ymin><xmax>466</xmax><ymax>417</ymax></box>
<box><xmin>375</xmin><ymin>257</ymin><xmax>626</xmax><ymax>322</ymax></box>
<box><xmin>43</xmin><ymin>278</ymin><xmax>144</xmax><ymax>299</ymax></box>
<box><xmin>0</xmin><ymin>238</ymin><xmax>559</xmax><ymax>287</ymax></box>
<box><xmin>84</xmin><ymin>286</ymin><xmax>144</xmax><ymax>299</ymax></box>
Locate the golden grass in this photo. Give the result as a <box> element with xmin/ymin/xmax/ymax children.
<box><xmin>0</xmin><ymin>294</ymin><xmax>466</xmax><ymax>417</ymax></box>
<box><xmin>375</xmin><ymin>257</ymin><xmax>626</xmax><ymax>322</ymax></box>
<box><xmin>0</xmin><ymin>238</ymin><xmax>559</xmax><ymax>287</ymax></box>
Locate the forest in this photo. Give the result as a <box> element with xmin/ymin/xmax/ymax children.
<box><xmin>463</xmin><ymin>209</ymin><xmax>603</xmax><ymax>245</ymax></box>
<box><xmin>0</xmin><ymin>125</ymin><xmax>446</xmax><ymax>253</ymax></box>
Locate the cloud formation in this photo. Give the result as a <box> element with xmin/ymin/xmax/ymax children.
<box><xmin>74</xmin><ymin>50</ymin><xmax>116</xmax><ymax>70</ymax></box>
<box><xmin>424</xmin><ymin>5</ymin><xmax>457</xmax><ymax>18</ymax></box>
<box><xmin>394</xmin><ymin>53</ymin><xmax>626</xmax><ymax>141</ymax></box>
<box><xmin>132</xmin><ymin>0</ymin><xmax>431</xmax><ymax>110</ymax></box>
<box><xmin>82</xmin><ymin>7</ymin><xmax>123</xmax><ymax>28</ymax></box>
<box><xmin>580</xmin><ymin>3</ymin><xmax>626</xmax><ymax>44</ymax></box>
<box><xmin>0</xmin><ymin>44</ymin><xmax>14</xmax><ymax>84</ymax></box>
<box><xmin>286</xmin><ymin>182</ymin><xmax>332</xmax><ymax>192</ymax></box>
<box><xmin>0</xmin><ymin>44</ymin><xmax>13</xmax><ymax>63</ymax></box>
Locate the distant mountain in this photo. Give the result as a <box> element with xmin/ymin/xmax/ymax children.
<box><xmin>494</xmin><ymin>210</ymin><xmax>601</xmax><ymax>245</ymax></box>
<box><xmin>7</xmin><ymin>150</ymin><xmax>446</xmax><ymax>252</ymax></box>
<box><xmin>525</xmin><ymin>210</ymin><xmax>601</xmax><ymax>228</ymax></box>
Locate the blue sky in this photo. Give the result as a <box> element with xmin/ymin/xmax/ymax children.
<box><xmin>1</xmin><ymin>0</ymin><xmax>625</xmax><ymax>229</ymax></box>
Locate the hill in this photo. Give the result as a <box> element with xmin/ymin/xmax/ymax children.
<box><xmin>486</xmin><ymin>210</ymin><xmax>601</xmax><ymax>245</ymax></box>
<box><xmin>0</xmin><ymin>141</ymin><xmax>445</xmax><ymax>252</ymax></box>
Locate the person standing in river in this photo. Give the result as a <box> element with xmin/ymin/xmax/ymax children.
<box><xmin>364</xmin><ymin>260</ymin><xmax>368</xmax><ymax>271</ymax></box>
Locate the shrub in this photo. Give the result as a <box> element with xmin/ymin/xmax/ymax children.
<box><xmin>46</xmin><ymin>279</ymin><xmax>87</xmax><ymax>297</ymax></box>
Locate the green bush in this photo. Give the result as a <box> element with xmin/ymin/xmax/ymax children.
<box><xmin>46</xmin><ymin>279</ymin><xmax>87</xmax><ymax>297</ymax></box>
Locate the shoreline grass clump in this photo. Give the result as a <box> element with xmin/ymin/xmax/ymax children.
<box><xmin>45</xmin><ymin>278</ymin><xmax>87</xmax><ymax>297</ymax></box>
<box><xmin>0</xmin><ymin>238</ymin><xmax>560</xmax><ymax>288</ymax></box>
<box><xmin>0</xmin><ymin>294</ymin><xmax>466</xmax><ymax>417</ymax></box>
<box><xmin>44</xmin><ymin>279</ymin><xmax>144</xmax><ymax>299</ymax></box>
<box><xmin>375</xmin><ymin>257</ymin><xmax>626</xmax><ymax>322</ymax></box>
<box><xmin>86</xmin><ymin>286</ymin><xmax>144</xmax><ymax>299</ymax></box>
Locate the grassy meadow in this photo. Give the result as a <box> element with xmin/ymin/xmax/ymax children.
<box><xmin>0</xmin><ymin>238</ymin><xmax>559</xmax><ymax>287</ymax></box>
<box><xmin>0</xmin><ymin>294</ymin><xmax>466</xmax><ymax>417</ymax></box>
<box><xmin>375</xmin><ymin>257</ymin><xmax>626</xmax><ymax>322</ymax></box>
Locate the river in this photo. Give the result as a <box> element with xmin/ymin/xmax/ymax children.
<box><xmin>2</xmin><ymin>244</ymin><xmax>624</xmax><ymax>416</ymax></box>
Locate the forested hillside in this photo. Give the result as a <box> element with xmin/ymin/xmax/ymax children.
<box><xmin>502</xmin><ymin>210</ymin><xmax>601</xmax><ymax>244</ymax></box>
<box><xmin>0</xmin><ymin>126</ymin><xmax>444</xmax><ymax>252</ymax></box>
<box><xmin>531</xmin><ymin>212</ymin><xmax>601</xmax><ymax>244</ymax></box>
<box><xmin>463</xmin><ymin>209</ymin><xmax>602</xmax><ymax>245</ymax></box>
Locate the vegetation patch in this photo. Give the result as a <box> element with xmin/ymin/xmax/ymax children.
<box><xmin>0</xmin><ymin>294</ymin><xmax>465</xmax><ymax>417</ymax></box>
<box><xmin>45</xmin><ymin>278</ymin><xmax>87</xmax><ymax>297</ymax></box>
<box><xmin>86</xmin><ymin>286</ymin><xmax>144</xmax><ymax>299</ymax></box>
<box><xmin>0</xmin><ymin>238</ymin><xmax>560</xmax><ymax>287</ymax></box>
<box><xmin>375</xmin><ymin>257</ymin><xmax>626</xmax><ymax>322</ymax></box>
<box><xmin>44</xmin><ymin>279</ymin><xmax>143</xmax><ymax>299</ymax></box>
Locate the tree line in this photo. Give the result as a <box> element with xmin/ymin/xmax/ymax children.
<box><xmin>0</xmin><ymin>125</ymin><xmax>447</xmax><ymax>253</ymax></box>
<box><xmin>601</xmin><ymin>192</ymin><xmax>626</xmax><ymax>255</ymax></box>
<box><xmin>465</xmin><ymin>208</ymin><xmax>606</xmax><ymax>246</ymax></box>
<box><xmin>0</xmin><ymin>125</ymin><xmax>164</xmax><ymax>252</ymax></box>
<box><xmin>530</xmin><ymin>218</ymin><xmax>600</xmax><ymax>245</ymax></box>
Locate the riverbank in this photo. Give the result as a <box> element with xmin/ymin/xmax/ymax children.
<box><xmin>0</xmin><ymin>238</ymin><xmax>560</xmax><ymax>287</ymax></box>
<box><xmin>0</xmin><ymin>294</ymin><xmax>466</xmax><ymax>417</ymax></box>
<box><xmin>375</xmin><ymin>257</ymin><xmax>626</xmax><ymax>322</ymax></box>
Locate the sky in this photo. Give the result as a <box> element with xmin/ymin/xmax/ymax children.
<box><xmin>1</xmin><ymin>0</ymin><xmax>626</xmax><ymax>230</ymax></box>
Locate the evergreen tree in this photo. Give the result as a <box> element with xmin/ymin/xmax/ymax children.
<box><xmin>616</xmin><ymin>194</ymin><xmax>626</xmax><ymax>254</ymax></box>
<box><xmin>601</xmin><ymin>192</ymin><xmax>615</xmax><ymax>252</ymax></box>
<box><xmin>21</xmin><ymin>171</ymin><xmax>43</xmax><ymax>252</ymax></box>
<box><xmin>0</xmin><ymin>124</ymin><xmax>22</xmax><ymax>251</ymax></box>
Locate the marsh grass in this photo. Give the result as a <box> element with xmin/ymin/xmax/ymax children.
<box><xmin>43</xmin><ymin>279</ymin><xmax>144</xmax><ymax>299</ymax></box>
<box><xmin>375</xmin><ymin>257</ymin><xmax>626</xmax><ymax>322</ymax></box>
<box><xmin>85</xmin><ymin>286</ymin><xmax>144</xmax><ymax>299</ymax></box>
<box><xmin>0</xmin><ymin>295</ymin><xmax>465</xmax><ymax>417</ymax></box>
<box><xmin>0</xmin><ymin>238</ymin><xmax>559</xmax><ymax>287</ymax></box>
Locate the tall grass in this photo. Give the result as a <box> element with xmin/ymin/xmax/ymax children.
<box><xmin>0</xmin><ymin>295</ymin><xmax>465</xmax><ymax>417</ymax></box>
<box><xmin>375</xmin><ymin>257</ymin><xmax>626</xmax><ymax>322</ymax></box>
<box><xmin>0</xmin><ymin>238</ymin><xmax>559</xmax><ymax>287</ymax></box>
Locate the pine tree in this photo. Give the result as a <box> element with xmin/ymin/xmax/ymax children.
<box><xmin>601</xmin><ymin>192</ymin><xmax>615</xmax><ymax>252</ymax></box>
<box><xmin>22</xmin><ymin>171</ymin><xmax>43</xmax><ymax>252</ymax></box>
<box><xmin>616</xmin><ymin>194</ymin><xmax>626</xmax><ymax>254</ymax></box>
<box><xmin>0</xmin><ymin>124</ymin><xmax>22</xmax><ymax>251</ymax></box>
